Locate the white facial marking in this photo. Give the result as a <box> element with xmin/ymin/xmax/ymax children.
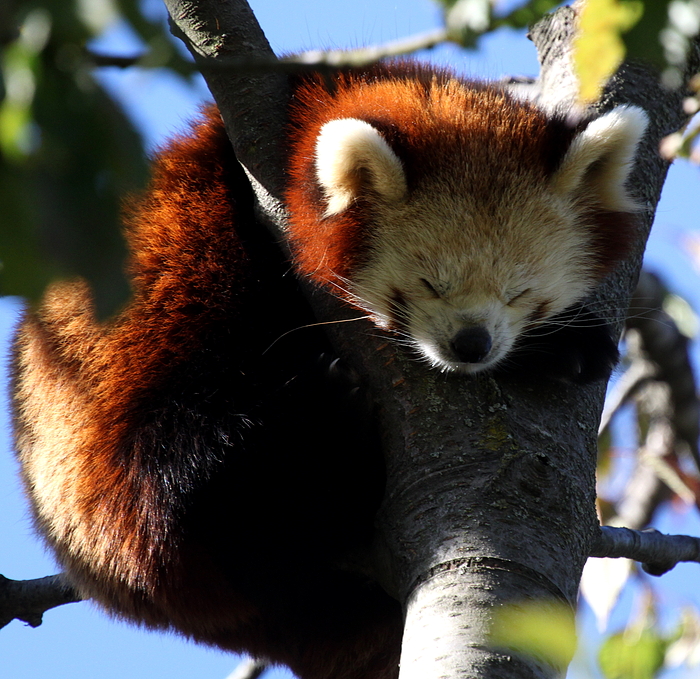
<box><xmin>315</xmin><ymin>118</ymin><xmax>407</xmax><ymax>216</ymax></box>
<box><xmin>552</xmin><ymin>105</ymin><xmax>648</xmax><ymax>211</ymax></box>
<box><xmin>348</xmin><ymin>183</ymin><xmax>596</xmax><ymax>373</ymax></box>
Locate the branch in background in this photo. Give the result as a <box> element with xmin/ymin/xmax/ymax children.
<box><xmin>595</xmin><ymin>274</ymin><xmax>700</xmax><ymax>563</ymax></box>
<box><xmin>85</xmin><ymin>51</ymin><xmax>148</xmax><ymax>68</ymax></box>
<box><xmin>627</xmin><ymin>271</ymin><xmax>700</xmax><ymax>470</ymax></box>
<box><xmin>86</xmin><ymin>28</ymin><xmax>450</xmax><ymax>73</ymax></box>
<box><xmin>289</xmin><ymin>28</ymin><xmax>449</xmax><ymax>67</ymax></box>
<box><xmin>591</xmin><ymin>526</ymin><xmax>700</xmax><ymax>576</ymax></box>
<box><xmin>596</xmin><ymin>270</ymin><xmax>700</xmax><ymax>547</ymax></box>
<box><xmin>611</xmin><ymin>416</ymin><xmax>674</xmax><ymax>530</ymax></box>
<box><xmin>598</xmin><ymin>357</ymin><xmax>655</xmax><ymax>434</ymax></box>
<box><xmin>599</xmin><ymin>269</ymin><xmax>700</xmax><ymax>530</ymax></box>
<box><xmin>0</xmin><ymin>574</ymin><xmax>81</xmax><ymax>629</ymax></box>
<box><xmin>600</xmin><ymin>271</ymin><xmax>700</xmax><ymax>469</ymax></box>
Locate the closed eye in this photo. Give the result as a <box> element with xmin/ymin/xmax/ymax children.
<box><xmin>419</xmin><ymin>278</ymin><xmax>440</xmax><ymax>298</ymax></box>
<box><xmin>507</xmin><ymin>288</ymin><xmax>532</xmax><ymax>306</ymax></box>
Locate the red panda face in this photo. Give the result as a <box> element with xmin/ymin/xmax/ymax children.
<box><xmin>286</xmin><ymin>73</ymin><xmax>648</xmax><ymax>374</ymax></box>
<box><xmin>344</xmin><ymin>176</ymin><xmax>600</xmax><ymax>373</ymax></box>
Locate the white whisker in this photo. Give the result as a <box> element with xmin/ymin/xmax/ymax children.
<box><xmin>262</xmin><ymin>316</ymin><xmax>369</xmax><ymax>355</ymax></box>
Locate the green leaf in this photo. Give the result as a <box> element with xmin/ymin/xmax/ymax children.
<box><xmin>598</xmin><ymin>629</ymin><xmax>667</xmax><ymax>679</ymax></box>
<box><xmin>115</xmin><ymin>0</ymin><xmax>196</xmax><ymax>77</ymax></box>
<box><xmin>575</xmin><ymin>0</ymin><xmax>643</xmax><ymax>103</ymax></box>
<box><xmin>0</xmin><ymin>1</ymin><xmax>151</xmax><ymax>316</ymax></box>
<box><xmin>490</xmin><ymin>601</ymin><xmax>577</xmax><ymax>670</ymax></box>
<box><xmin>623</xmin><ymin>1</ymin><xmax>673</xmax><ymax>69</ymax></box>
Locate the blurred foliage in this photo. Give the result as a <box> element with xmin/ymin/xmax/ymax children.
<box><xmin>432</xmin><ymin>0</ymin><xmax>561</xmax><ymax>48</ymax></box>
<box><xmin>574</xmin><ymin>0</ymin><xmax>700</xmax><ymax>104</ymax></box>
<box><xmin>597</xmin><ymin>599</ymin><xmax>680</xmax><ymax>679</ymax></box>
<box><xmin>575</xmin><ymin>0</ymin><xmax>643</xmax><ymax>104</ymax></box>
<box><xmin>490</xmin><ymin>600</ymin><xmax>577</xmax><ymax>671</ymax></box>
<box><xmin>0</xmin><ymin>0</ymin><xmax>192</xmax><ymax>316</ymax></box>
<box><xmin>599</xmin><ymin>627</ymin><xmax>668</xmax><ymax>679</ymax></box>
<box><xmin>622</xmin><ymin>0</ymin><xmax>672</xmax><ymax>72</ymax></box>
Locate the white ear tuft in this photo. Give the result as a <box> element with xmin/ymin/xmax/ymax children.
<box><xmin>315</xmin><ymin>118</ymin><xmax>407</xmax><ymax>216</ymax></box>
<box><xmin>552</xmin><ymin>105</ymin><xmax>648</xmax><ymax>211</ymax></box>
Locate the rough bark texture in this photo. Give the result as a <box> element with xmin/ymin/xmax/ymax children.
<box><xmin>163</xmin><ymin>2</ymin><xmax>695</xmax><ymax>677</ymax></box>
<box><xmin>163</xmin><ymin>0</ymin><xmax>288</xmax><ymax>200</ymax></box>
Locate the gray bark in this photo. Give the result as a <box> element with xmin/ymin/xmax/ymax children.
<box><xmin>591</xmin><ymin>526</ymin><xmax>700</xmax><ymax>575</ymax></box>
<box><xmin>0</xmin><ymin>574</ymin><xmax>80</xmax><ymax>629</ymax></box>
<box><xmin>162</xmin><ymin>1</ymin><xmax>696</xmax><ymax>677</ymax></box>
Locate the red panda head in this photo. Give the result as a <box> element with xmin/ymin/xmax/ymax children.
<box><xmin>286</xmin><ymin>67</ymin><xmax>648</xmax><ymax>374</ymax></box>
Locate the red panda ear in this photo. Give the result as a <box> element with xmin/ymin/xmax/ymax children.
<box><xmin>551</xmin><ymin>105</ymin><xmax>648</xmax><ymax>211</ymax></box>
<box><xmin>315</xmin><ymin>118</ymin><xmax>408</xmax><ymax>216</ymax></box>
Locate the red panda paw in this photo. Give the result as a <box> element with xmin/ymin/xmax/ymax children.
<box><xmin>498</xmin><ymin>305</ymin><xmax>620</xmax><ymax>384</ymax></box>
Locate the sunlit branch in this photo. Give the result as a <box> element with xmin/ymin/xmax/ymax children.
<box><xmin>598</xmin><ymin>358</ymin><xmax>655</xmax><ymax>435</ymax></box>
<box><xmin>85</xmin><ymin>27</ymin><xmax>451</xmax><ymax>74</ymax></box>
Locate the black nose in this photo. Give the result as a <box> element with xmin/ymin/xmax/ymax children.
<box><xmin>450</xmin><ymin>327</ymin><xmax>493</xmax><ymax>364</ymax></box>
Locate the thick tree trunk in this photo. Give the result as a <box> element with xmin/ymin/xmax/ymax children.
<box><xmin>163</xmin><ymin>1</ymin><xmax>695</xmax><ymax>677</ymax></box>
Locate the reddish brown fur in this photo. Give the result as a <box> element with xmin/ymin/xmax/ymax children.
<box><xmin>15</xmin><ymin>113</ymin><xmax>262</xmax><ymax>622</ymax></box>
<box><xmin>285</xmin><ymin>63</ymin><xmax>634</xmax><ymax>297</ymax></box>
<box><xmin>13</xmin><ymin>108</ymin><xmax>401</xmax><ymax>679</ymax></box>
<box><xmin>13</xmin><ymin>62</ymin><xmax>640</xmax><ymax>679</ymax></box>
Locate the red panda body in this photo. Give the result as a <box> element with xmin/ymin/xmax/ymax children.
<box><xmin>12</xmin><ymin>111</ymin><xmax>400</xmax><ymax>679</ymax></box>
<box><xmin>12</xmin><ymin>63</ymin><xmax>646</xmax><ymax>679</ymax></box>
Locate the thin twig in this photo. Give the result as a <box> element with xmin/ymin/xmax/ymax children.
<box><xmin>289</xmin><ymin>28</ymin><xmax>450</xmax><ymax>67</ymax></box>
<box><xmin>86</xmin><ymin>28</ymin><xmax>451</xmax><ymax>73</ymax></box>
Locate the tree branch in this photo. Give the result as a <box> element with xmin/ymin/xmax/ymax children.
<box><xmin>0</xmin><ymin>574</ymin><xmax>81</xmax><ymax>629</ymax></box>
<box><xmin>225</xmin><ymin>657</ymin><xmax>270</xmax><ymax>679</ymax></box>
<box><xmin>87</xmin><ymin>27</ymin><xmax>450</xmax><ymax>73</ymax></box>
<box><xmin>598</xmin><ymin>356</ymin><xmax>655</xmax><ymax>435</ymax></box>
<box><xmin>591</xmin><ymin>526</ymin><xmax>700</xmax><ymax>576</ymax></box>
<box><xmin>599</xmin><ymin>270</ymin><xmax>700</xmax><ymax>533</ymax></box>
<box><xmin>163</xmin><ymin>0</ymin><xmax>288</xmax><ymax>201</ymax></box>
<box><xmin>627</xmin><ymin>271</ymin><xmax>700</xmax><ymax>470</ymax></box>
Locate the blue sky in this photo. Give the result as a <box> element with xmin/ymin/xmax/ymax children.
<box><xmin>2</xmin><ymin>1</ymin><xmax>700</xmax><ymax>678</ymax></box>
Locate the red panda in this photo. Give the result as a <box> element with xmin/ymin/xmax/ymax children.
<box><xmin>11</xmin><ymin>63</ymin><xmax>646</xmax><ymax>679</ymax></box>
